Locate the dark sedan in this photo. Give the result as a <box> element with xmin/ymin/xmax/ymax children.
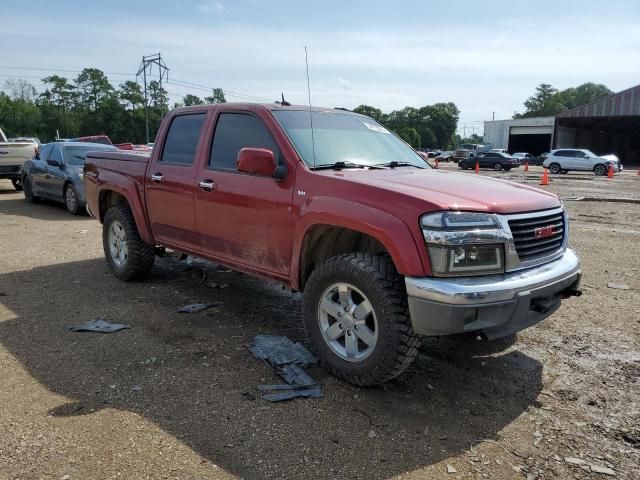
<box><xmin>21</xmin><ymin>142</ymin><xmax>118</xmax><ymax>214</ymax></box>
<box><xmin>458</xmin><ymin>152</ymin><xmax>521</xmax><ymax>172</ymax></box>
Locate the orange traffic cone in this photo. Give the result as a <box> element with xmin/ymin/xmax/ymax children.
<box><xmin>607</xmin><ymin>164</ymin><xmax>614</xmax><ymax>178</ymax></box>
<box><xmin>435</xmin><ymin>158</ymin><xmax>439</xmax><ymax>169</ymax></box>
<box><xmin>475</xmin><ymin>161</ymin><xmax>480</xmax><ymax>174</ymax></box>
<box><xmin>540</xmin><ymin>168</ymin><xmax>549</xmax><ymax>185</ymax></box>
<box><xmin>524</xmin><ymin>162</ymin><xmax>529</xmax><ymax>172</ymax></box>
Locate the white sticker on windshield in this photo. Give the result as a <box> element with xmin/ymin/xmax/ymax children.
<box><xmin>364</xmin><ymin>122</ymin><xmax>391</xmax><ymax>134</ymax></box>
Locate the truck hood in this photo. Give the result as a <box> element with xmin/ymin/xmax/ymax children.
<box><xmin>320</xmin><ymin>168</ymin><xmax>561</xmax><ymax>214</ymax></box>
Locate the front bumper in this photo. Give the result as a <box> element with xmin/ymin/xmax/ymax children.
<box><xmin>405</xmin><ymin>249</ymin><xmax>581</xmax><ymax>339</ymax></box>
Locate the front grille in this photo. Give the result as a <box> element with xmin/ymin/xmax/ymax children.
<box><xmin>508</xmin><ymin>210</ymin><xmax>565</xmax><ymax>261</ymax></box>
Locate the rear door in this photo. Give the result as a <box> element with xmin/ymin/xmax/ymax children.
<box><xmin>145</xmin><ymin>111</ymin><xmax>208</xmax><ymax>251</ymax></box>
<box><xmin>194</xmin><ymin>109</ymin><xmax>294</xmax><ymax>277</ymax></box>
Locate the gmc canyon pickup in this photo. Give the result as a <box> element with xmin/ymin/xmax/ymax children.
<box><xmin>84</xmin><ymin>104</ymin><xmax>582</xmax><ymax>386</ymax></box>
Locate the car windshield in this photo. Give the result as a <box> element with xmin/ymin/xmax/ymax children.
<box><xmin>64</xmin><ymin>145</ymin><xmax>117</xmax><ymax>165</ymax></box>
<box><xmin>272</xmin><ymin>110</ymin><xmax>428</xmax><ymax>169</ymax></box>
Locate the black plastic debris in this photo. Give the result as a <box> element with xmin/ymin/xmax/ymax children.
<box><xmin>69</xmin><ymin>319</ymin><xmax>130</xmax><ymax>333</ymax></box>
<box><xmin>177</xmin><ymin>303</ymin><xmax>214</xmax><ymax>313</ymax></box>
<box><xmin>248</xmin><ymin>335</ymin><xmax>322</xmax><ymax>401</ymax></box>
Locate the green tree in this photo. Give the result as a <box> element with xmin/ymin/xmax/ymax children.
<box><xmin>118</xmin><ymin>81</ymin><xmax>144</xmax><ymax>110</ymax></box>
<box><xmin>205</xmin><ymin>88</ymin><xmax>226</xmax><ymax>104</ymax></box>
<box><xmin>558</xmin><ymin>82</ymin><xmax>613</xmax><ymax>110</ymax></box>
<box><xmin>397</xmin><ymin>127</ymin><xmax>421</xmax><ymax>148</ymax></box>
<box><xmin>183</xmin><ymin>94</ymin><xmax>204</xmax><ymax>106</ymax></box>
<box><xmin>74</xmin><ymin>68</ymin><xmax>114</xmax><ymax>111</ymax></box>
<box><xmin>352</xmin><ymin>104</ymin><xmax>384</xmax><ymax>122</ymax></box>
<box><xmin>514</xmin><ymin>82</ymin><xmax>613</xmax><ymax>118</ymax></box>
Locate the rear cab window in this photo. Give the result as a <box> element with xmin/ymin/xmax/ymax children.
<box><xmin>208</xmin><ymin>112</ymin><xmax>280</xmax><ymax>172</ymax></box>
<box><xmin>160</xmin><ymin>113</ymin><xmax>207</xmax><ymax>165</ymax></box>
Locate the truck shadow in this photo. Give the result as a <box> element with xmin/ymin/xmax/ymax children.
<box><xmin>0</xmin><ymin>257</ymin><xmax>542</xmax><ymax>479</ymax></box>
<box><xmin>0</xmin><ymin>195</ymin><xmax>89</xmax><ymax>221</ymax></box>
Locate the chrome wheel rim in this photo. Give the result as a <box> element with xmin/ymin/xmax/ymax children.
<box><xmin>108</xmin><ymin>221</ymin><xmax>128</xmax><ymax>267</ymax></box>
<box><xmin>317</xmin><ymin>282</ymin><xmax>378</xmax><ymax>362</ymax></box>
<box><xmin>66</xmin><ymin>187</ymin><xmax>76</xmax><ymax>211</ymax></box>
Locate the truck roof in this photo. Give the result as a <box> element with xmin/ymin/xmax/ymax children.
<box><xmin>171</xmin><ymin>102</ymin><xmax>364</xmax><ymax>116</ymax></box>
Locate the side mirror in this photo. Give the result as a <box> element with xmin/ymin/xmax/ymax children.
<box><xmin>47</xmin><ymin>159</ymin><xmax>61</xmax><ymax>167</ymax></box>
<box><xmin>237</xmin><ymin>147</ymin><xmax>285</xmax><ymax>179</ymax></box>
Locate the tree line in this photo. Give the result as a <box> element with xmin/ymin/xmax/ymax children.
<box><xmin>0</xmin><ymin>66</ymin><xmax>613</xmax><ymax>150</ymax></box>
<box><xmin>0</xmin><ymin>68</ymin><xmax>226</xmax><ymax>144</ymax></box>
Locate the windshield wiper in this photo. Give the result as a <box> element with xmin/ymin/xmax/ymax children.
<box><xmin>373</xmin><ymin>161</ymin><xmax>424</xmax><ymax>169</ymax></box>
<box><xmin>311</xmin><ymin>161</ymin><xmax>387</xmax><ymax>171</ymax></box>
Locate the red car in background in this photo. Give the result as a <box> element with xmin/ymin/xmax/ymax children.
<box><xmin>70</xmin><ymin>135</ymin><xmax>152</xmax><ymax>152</ymax></box>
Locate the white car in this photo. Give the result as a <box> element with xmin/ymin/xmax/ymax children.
<box><xmin>490</xmin><ymin>148</ymin><xmax>508</xmax><ymax>154</ymax></box>
<box><xmin>543</xmin><ymin>149</ymin><xmax>623</xmax><ymax>176</ymax></box>
<box><xmin>512</xmin><ymin>152</ymin><xmax>536</xmax><ymax>163</ymax></box>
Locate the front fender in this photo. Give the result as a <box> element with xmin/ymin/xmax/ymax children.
<box><xmin>93</xmin><ymin>170</ymin><xmax>153</xmax><ymax>244</ymax></box>
<box><xmin>291</xmin><ymin>196</ymin><xmax>428</xmax><ymax>290</ymax></box>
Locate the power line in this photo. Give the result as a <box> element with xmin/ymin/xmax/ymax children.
<box><xmin>0</xmin><ymin>65</ymin><xmax>135</xmax><ymax>77</ymax></box>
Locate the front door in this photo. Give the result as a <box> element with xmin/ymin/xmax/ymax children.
<box><xmin>42</xmin><ymin>144</ymin><xmax>66</xmax><ymax>198</ymax></box>
<box><xmin>194</xmin><ymin>110</ymin><xmax>294</xmax><ymax>277</ymax></box>
<box><xmin>145</xmin><ymin>111</ymin><xmax>208</xmax><ymax>251</ymax></box>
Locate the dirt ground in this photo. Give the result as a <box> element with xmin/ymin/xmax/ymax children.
<box><xmin>1</xmin><ymin>166</ymin><xmax>638</xmax><ymax>480</ymax></box>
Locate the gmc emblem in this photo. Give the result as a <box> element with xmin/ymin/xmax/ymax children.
<box><xmin>534</xmin><ymin>225</ymin><xmax>555</xmax><ymax>239</ymax></box>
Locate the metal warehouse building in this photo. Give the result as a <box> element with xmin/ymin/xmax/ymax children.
<box><xmin>554</xmin><ymin>84</ymin><xmax>640</xmax><ymax>166</ymax></box>
<box><xmin>483</xmin><ymin>117</ymin><xmax>555</xmax><ymax>156</ymax></box>
<box><xmin>484</xmin><ymin>84</ymin><xmax>640</xmax><ymax>166</ymax></box>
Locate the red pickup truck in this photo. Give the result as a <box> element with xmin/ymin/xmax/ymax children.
<box><xmin>84</xmin><ymin>103</ymin><xmax>582</xmax><ymax>386</ymax></box>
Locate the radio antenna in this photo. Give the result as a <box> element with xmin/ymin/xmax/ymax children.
<box><xmin>305</xmin><ymin>46</ymin><xmax>317</xmax><ymax>169</ymax></box>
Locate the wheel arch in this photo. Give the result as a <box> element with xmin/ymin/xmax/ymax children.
<box><xmin>98</xmin><ymin>188</ymin><xmax>154</xmax><ymax>244</ymax></box>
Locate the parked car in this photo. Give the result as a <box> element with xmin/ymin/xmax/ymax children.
<box><xmin>70</xmin><ymin>134</ymin><xmax>152</xmax><ymax>152</ymax></box>
<box><xmin>84</xmin><ymin>103</ymin><xmax>581</xmax><ymax>386</ymax></box>
<box><xmin>543</xmin><ymin>149</ymin><xmax>623</xmax><ymax>175</ymax></box>
<box><xmin>0</xmin><ymin>128</ymin><xmax>39</xmax><ymax>191</ymax></box>
<box><xmin>458</xmin><ymin>151</ymin><xmax>521</xmax><ymax>171</ymax></box>
<box><xmin>435</xmin><ymin>151</ymin><xmax>454</xmax><ymax>162</ymax></box>
<box><xmin>490</xmin><ymin>148</ymin><xmax>508</xmax><ymax>154</ymax></box>
<box><xmin>512</xmin><ymin>152</ymin><xmax>537</xmax><ymax>164</ymax></box>
<box><xmin>21</xmin><ymin>141</ymin><xmax>118</xmax><ymax>214</ymax></box>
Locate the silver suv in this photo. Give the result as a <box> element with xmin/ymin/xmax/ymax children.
<box><xmin>543</xmin><ymin>149</ymin><xmax>622</xmax><ymax>175</ymax></box>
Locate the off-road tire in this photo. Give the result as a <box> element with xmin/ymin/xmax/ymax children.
<box><xmin>549</xmin><ymin>162</ymin><xmax>561</xmax><ymax>174</ymax></box>
<box><xmin>23</xmin><ymin>177</ymin><xmax>39</xmax><ymax>203</ymax></box>
<box><xmin>11</xmin><ymin>178</ymin><xmax>22</xmax><ymax>191</ymax></box>
<box><xmin>103</xmin><ymin>205</ymin><xmax>155</xmax><ymax>281</ymax></box>
<box><xmin>64</xmin><ymin>183</ymin><xmax>81</xmax><ymax>215</ymax></box>
<box><xmin>303</xmin><ymin>253</ymin><xmax>420</xmax><ymax>386</ymax></box>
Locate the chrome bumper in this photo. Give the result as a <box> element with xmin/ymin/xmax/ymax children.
<box><xmin>405</xmin><ymin>249</ymin><xmax>581</xmax><ymax>339</ymax></box>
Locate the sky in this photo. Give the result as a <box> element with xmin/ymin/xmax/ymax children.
<box><xmin>1</xmin><ymin>0</ymin><xmax>639</xmax><ymax>133</ymax></box>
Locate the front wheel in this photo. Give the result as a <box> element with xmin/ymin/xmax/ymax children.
<box><xmin>303</xmin><ymin>253</ymin><xmax>420</xmax><ymax>386</ymax></box>
<box><xmin>64</xmin><ymin>183</ymin><xmax>81</xmax><ymax>215</ymax></box>
<box><xmin>103</xmin><ymin>205</ymin><xmax>155</xmax><ymax>281</ymax></box>
<box><xmin>593</xmin><ymin>164</ymin><xmax>607</xmax><ymax>176</ymax></box>
<box><xmin>549</xmin><ymin>162</ymin><xmax>561</xmax><ymax>174</ymax></box>
<box><xmin>493</xmin><ymin>162</ymin><xmax>502</xmax><ymax>171</ymax></box>
<box><xmin>11</xmin><ymin>178</ymin><xmax>22</xmax><ymax>191</ymax></box>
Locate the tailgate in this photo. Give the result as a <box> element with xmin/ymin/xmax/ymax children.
<box><xmin>0</xmin><ymin>143</ymin><xmax>35</xmax><ymax>167</ymax></box>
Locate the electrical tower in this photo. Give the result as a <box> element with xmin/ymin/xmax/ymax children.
<box><xmin>137</xmin><ymin>53</ymin><xmax>169</xmax><ymax>144</ymax></box>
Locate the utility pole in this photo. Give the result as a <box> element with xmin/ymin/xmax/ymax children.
<box><xmin>137</xmin><ymin>53</ymin><xmax>169</xmax><ymax>144</ymax></box>
<box><xmin>492</xmin><ymin>111</ymin><xmax>495</xmax><ymax>121</ymax></box>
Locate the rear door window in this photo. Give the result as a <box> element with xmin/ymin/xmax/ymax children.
<box><xmin>209</xmin><ymin>113</ymin><xmax>280</xmax><ymax>172</ymax></box>
<box><xmin>160</xmin><ymin>113</ymin><xmax>207</xmax><ymax>165</ymax></box>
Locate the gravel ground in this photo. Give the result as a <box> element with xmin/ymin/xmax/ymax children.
<box><xmin>0</xmin><ymin>168</ymin><xmax>638</xmax><ymax>480</ymax></box>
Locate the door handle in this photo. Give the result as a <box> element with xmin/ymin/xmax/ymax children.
<box><xmin>151</xmin><ymin>173</ymin><xmax>164</xmax><ymax>183</ymax></box>
<box><xmin>198</xmin><ymin>179</ymin><xmax>216</xmax><ymax>191</ymax></box>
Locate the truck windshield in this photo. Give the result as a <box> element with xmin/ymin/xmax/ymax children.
<box><xmin>272</xmin><ymin>110</ymin><xmax>428</xmax><ymax>169</ymax></box>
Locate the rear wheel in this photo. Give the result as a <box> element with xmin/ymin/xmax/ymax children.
<box><xmin>23</xmin><ymin>177</ymin><xmax>39</xmax><ymax>203</ymax></box>
<box><xmin>549</xmin><ymin>162</ymin><xmax>561</xmax><ymax>174</ymax></box>
<box><xmin>103</xmin><ymin>205</ymin><xmax>155</xmax><ymax>281</ymax></box>
<box><xmin>64</xmin><ymin>183</ymin><xmax>81</xmax><ymax>215</ymax></box>
<box><xmin>303</xmin><ymin>253</ymin><xmax>420</xmax><ymax>386</ymax></box>
<box><xmin>593</xmin><ymin>164</ymin><xmax>607</xmax><ymax>176</ymax></box>
<box><xmin>11</xmin><ymin>178</ymin><xmax>22</xmax><ymax>191</ymax></box>
<box><xmin>493</xmin><ymin>162</ymin><xmax>502</xmax><ymax>171</ymax></box>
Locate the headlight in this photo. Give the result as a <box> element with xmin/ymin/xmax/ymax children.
<box><xmin>421</xmin><ymin>212</ymin><xmax>506</xmax><ymax>276</ymax></box>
